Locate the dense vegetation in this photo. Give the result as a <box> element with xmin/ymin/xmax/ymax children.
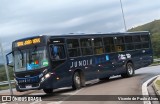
<box><xmin>0</xmin><ymin>64</ymin><xmax>14</xmax><ymax>82</ymax></box>
<box><xmin>128</xmin><ymin>19</ymin><xmax>160</xmax><ymax>58</ymax></box>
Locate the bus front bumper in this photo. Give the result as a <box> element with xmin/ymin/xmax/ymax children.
<box><xmin>16</xmin><ymin>73</ymin><xmax>56</xmax><ymax>92</ymax></box>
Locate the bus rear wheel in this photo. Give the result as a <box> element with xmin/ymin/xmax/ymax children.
<box><xmin>43</xmin><ymin>88</ymin><xmax>53</xmax><ymax>94</ymax></box>
<box><xmin>121</xmin><ymin>62</ymin><xmax>134</xmax><ymax>78</ymax></box>
<box><xmin>72</xmin><ymin>72</ymin><xmax>81</xmax><ymax>90</ymax></box>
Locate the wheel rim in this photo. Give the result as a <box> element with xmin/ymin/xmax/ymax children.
<box><xmin>75</xmin><ymin>74</ymin><xmax>80</xmax><ymax>85</ymax></box>
<box><xmin>128</xmin><ymin>64</ymin><xmax>133</xmax><ymax>75</ymax></box>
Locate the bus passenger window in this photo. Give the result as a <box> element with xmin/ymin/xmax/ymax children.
<box><xmin>115</xmin><ymin>45</ymin><xmax>125</xmax><ymax>52</ymax></box>
<box><xmin>67</xmin><ymin>39</ymin><xmax>81</xmax><ymax>57</ymax></box>
<box><xmin>114</xmin><ymin>37</ymin><xmax>124</xmax><ymax>44</ymax></box>
<box><xmin>125</xmin><ymin>36</ymin><xmax>132</xmax><ymax>43</ymax></box>
<box><xmin>80</xmin><ymin>38</ymin><xmax>91</xmax><ymax>47</ymax></box>
<box><xmin>103</xmin><ymin>37</ymin><xmax>115</xmax><ymax>53</ymax></box>
<box><xmin>81</xmin><ymin>48</ymin><xmax>93</xmax><ymax>56</ymax></box>
<box><xmin>114</xmin><ymin>36</ymin><xmax>125</xmax><ymax>52</ymax></box>
<box><xmin>135</xmin><ymin>44</ymin><xmax>142</xmax><ymax>49</ymax></box>
<box><xmin>67</xmin><ymin>39</ymin><xmax>79</xmax><ymax>48</ymax></box>
<box><xmin>133</xmin><ymin>35</ymin><xmax>141</xmax><ymax>42</ymax></box>
<box><xmin>94</xmin><ymin>47</ymin><xmax>103</xmax><ymax>54</ymax></box>
<box><xmin>105</xmin><ymin>45</ymin><xmax>115</xmax><ymax>53</ymax></box>
<box><xmin>68</xmin><ymin>48</ymin><xmax>81</xmax><ymax>57</ymax></box>
<box><xmin>93</xmin><ymin>37</ymin><xmax>104</xmax><ymax>55</ymax></box>
<box><xmin>142</xmin><ymin>42</ymin><xmax>149</xmax><ymax>48</ymax></box>
<box><xmin>80</xmin><ymin>38</ymin><xmax>93</xmax><ymax>56</ymax></box>
<box><xmin>141</xmin><ymin>35</ymin><xmax>149</xmax><ymax>42</ymax></box>
<box><xmin>126</xmin><ymin>44</ymin><xmax>134</xmax><ymax>50</ymax></box>
<box><xmin>125</xmin><ymin>36</ymin><xmax>134</xmax><ymax>51</ymax></box>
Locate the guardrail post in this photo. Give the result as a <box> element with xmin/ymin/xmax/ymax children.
<box><xmin>0</xmin><ymin>40</ymin><xmax>13</xmax><ymax>95</ymax></box>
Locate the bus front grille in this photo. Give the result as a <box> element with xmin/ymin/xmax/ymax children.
<box><xmin>17</xmin><ymin>76</ymin><xmax>40</xmax><ymax>84</ymax></box>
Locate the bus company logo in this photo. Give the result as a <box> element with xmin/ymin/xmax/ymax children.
<box><xmin>118</xmin><ymin>53</ymin><xmax>131</xmax><ymax>60</ymax></box>
<box><xmin>70</xmin><ymin>59</ymin><xmax>93</xmax><ymax>68</ymax></box>
<box><xmin>1</xmin><ymin>96</ymin><xmax>12</xmax><ymax>102</ymax></box>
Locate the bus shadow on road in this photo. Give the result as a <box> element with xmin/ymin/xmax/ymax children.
<box><xmin>84</xmin><ymin>74</ymin><xmax>143</xmax><ymax>88</ymax></box>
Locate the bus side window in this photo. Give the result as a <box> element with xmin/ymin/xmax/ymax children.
<box><xmin>80</xmin><ymin>38</ymin><xmax>93</xmax><ymax>56</ymax></box>
<box><xmin>114</xmin><ymin>36</ymin><xmax>125</xmax><ymax>52</ymax></box>
<box><xmin>50</xmin><ymin>45</ymin><xmax>66</xmax><ymax>60</ymax></box>
<box><xmin>103</xmin><ymin>37</ymin><xmax>115</xmax><ymax>53</ymax></box>
<box><xmin>93</xmin><ymin>37</ymin><xmax>104</xmax><ymax>54</ymax></box>
<box><xmin>133</xmin><ymin>35</ymin><xmax>142</xmax><ymax>50</ymax></box>
<box><xmin>141</xmin><ymin>35</ymin><xmax>149</xmax><ymax>42</ymax></box>
<box><xmin>141</xmin><ymin>35</ymin><xmax>150</xmax><ymax>49</ymax></box>
<box><xmin>125</xmin><ymin>36</ymin><xmax>134</xmax><ymax>50</ymax></box>
<box><xmin>67</xmin><ymin>39</ymin><xmax>81</xmax><ymax>57</ymax></box>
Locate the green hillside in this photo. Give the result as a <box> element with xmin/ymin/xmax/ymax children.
<box><xmin>128</xmin><ymin>19</ymin><xmax>160</xmax><ymax>58</ymax></box>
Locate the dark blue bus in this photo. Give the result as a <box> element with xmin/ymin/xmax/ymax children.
<box><xmin>6</xmin><ymin>31</ymin><xmax>153</xmax><ymax>93</ymax></box>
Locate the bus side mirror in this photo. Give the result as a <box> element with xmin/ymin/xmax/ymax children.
<box><xmin>6</xmin><ymin>52</ymin><xmax>13</xmax><ymax>67</ymax></box>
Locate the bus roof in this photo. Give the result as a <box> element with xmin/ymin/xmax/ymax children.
<box><xmin>14</xmin><ymin>31</ymin><xmax>150</xmax><ymax>42</ymax></box>
<box><xmin>48</xmin><ymin>31</ymin><xmax>150</xmax><ymax>38</ymax></box>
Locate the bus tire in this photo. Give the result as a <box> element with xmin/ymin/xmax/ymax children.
<box><xmin>72</xmin><ymin>71</ymin><xmax>81</xmax><ymax>90</ymax></box>
<box><xmin>43</xmin><ymin>88</ymin><xmax>53</xmax><ymax>94</ymax></box>
<box><xmin>121</xmin><ymin>62</ymin><xmax>134</xmax><ymax>78</ymax></box>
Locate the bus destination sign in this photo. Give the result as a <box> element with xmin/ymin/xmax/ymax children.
<box><xmin>16</xmin><ymin>38</ymin><xmax>41</xmax><ymax>47</ymax></box>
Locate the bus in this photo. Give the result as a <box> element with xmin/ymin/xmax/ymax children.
<box><xmin>6</xmin><ymin>31</ymin><xmax>153</xmax><ymax>94</ymax></box>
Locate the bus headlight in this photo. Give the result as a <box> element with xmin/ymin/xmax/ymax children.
<box><xmin>45</xmin><ymin>73</ymin><xmax>51</xmax><ymax>78</ymax></box>
<box><xmin>40</xmin><ymin>73</ymin><xmax>51</xmax><ymax>82</ymax></box>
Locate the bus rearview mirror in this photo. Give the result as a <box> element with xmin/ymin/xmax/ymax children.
<box><xmin>6</xmin><ymin>52</ymin><xmax>13</xmax><ymax>67</ymax></box>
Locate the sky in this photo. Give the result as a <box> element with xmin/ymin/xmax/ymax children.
<box><xmin>0</xmin><ymin>0</ymin><xmax>160</xmax><ymax>63</ymax></box>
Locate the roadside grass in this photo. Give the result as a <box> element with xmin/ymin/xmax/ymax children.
<box><xmin>0</xmin><ymin>83</ymin><xmax>15</xmax><ymax>90</ymax></box>
<box><xmin>151</xmin><ymin>61</ymin><xmax>160</xmax><ymax>66</ymax></box>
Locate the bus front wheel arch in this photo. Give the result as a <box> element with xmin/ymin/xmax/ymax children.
<box><xmin>72</xmin><ymin>70</ymin><xmax>85</xmax><ymax>90</ymax></box>
<box><xmin>121</xmin><ymin>62</ymin><xmax>135</xmax><ymax>78</ymax></box>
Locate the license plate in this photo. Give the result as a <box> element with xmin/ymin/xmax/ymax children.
<box><xmin>26</xmin><ymin>85</ymin><xmax>32</xmax><ymax>88</ymax></box>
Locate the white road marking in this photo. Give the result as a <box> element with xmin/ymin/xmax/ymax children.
<box><xmin>46</xmin><ymin>89</ymin><xmax>82</xmax><ymax>104</ymax></box>
<box><xmin>142</xmin><ymin>75</ymin><xmax>159</xmax><ymax>104</ymax></box>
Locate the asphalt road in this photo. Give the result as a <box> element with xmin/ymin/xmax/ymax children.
<box><xmin>7</xmin><ymin>65</ymin><xmax>160</xmax><ymax>104</ymax></box>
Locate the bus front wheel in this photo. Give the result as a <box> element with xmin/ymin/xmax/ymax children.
<box><xmin>72</xmin><ymin>72</ymin><xmax>81</xmax><ymax>90</ymax></box>
<box><xmin>121</xmin><ymin>62</ymin><xmax>135</xmax><ymax>78</ymax></box>
<box><xmin>43</xmin><ymin>88</ymin><xmax>53</xmax><ymax>94</ymax></box>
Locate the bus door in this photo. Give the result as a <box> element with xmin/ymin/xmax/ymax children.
<box><xmin>49</xmin><ymin>44</ymin><xmax>67</xmax><ymax>74</ymax></box>
<box><xmin>49</xmin><ymin>44</ymin><xmax>73</xmax><ymax>86</ymax></box>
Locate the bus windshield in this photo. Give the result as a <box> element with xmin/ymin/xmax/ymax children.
<box><xmin>14</xmin><ymin>47</ymin><xmax>49</xmax><ymax>72</ymax></box>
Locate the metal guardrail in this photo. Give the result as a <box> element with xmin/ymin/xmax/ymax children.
<box><xmin>0</xmin><ymin>80</ymin><xmax>15</xmax><ymax>86</ymax></box>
